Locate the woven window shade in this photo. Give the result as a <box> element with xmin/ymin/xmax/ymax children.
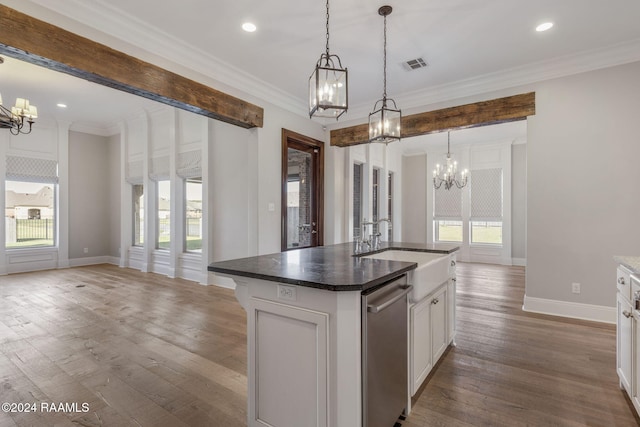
<box><xmin>125</xmin><ymin>160</ymin><xmax>143</xmax><ymax>185</ymax></box>
<box><xmin>470</xmin><ymin>168</ymin><xmax>503</xmax><ymax>220</ymax></box>
<box><xmin>176</xmin><ymin>150</ymin><xmax>202</xmax><ymax>179</ymax></box>
<box><xmin>434</xmin><ymin>184</ymin><xmax>462</xmax><ymax>218</ymax></box>
<box><xmin>149</xmin><ymin>155</ymin><xmax>170</xmax><ymax>181</ymax></box>
<box><xmin>6</xmin><ymin>156</ymin><xmax>58</xmax><ymax>184</ymax></box>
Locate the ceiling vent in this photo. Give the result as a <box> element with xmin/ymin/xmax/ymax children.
<box><xmin>402</xmin><ymin>57</ymin><xmax>428</xmax><ymax>71</ymax></box>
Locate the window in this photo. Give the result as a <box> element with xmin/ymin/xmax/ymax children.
<box><xmin>435</xmin><ymin>220</ymin><xmax>463</xmax><ymax>243</ymax></box>
<box><xmin>5</xmin><ymin>156</ymin><xmax>58</xmax><ymax>249</ymax></box>
<box><xmin>185</xmin><ymin>178</ymin><xmax>202</xmax><ymax>252</ymax></box>
<box><xmin>132</xmin><ymin>184</ymin><xmax>144</xmax><ymax>246</ymax></box>
<box><xmin>471</xmin><ymin>221</ymin><xmax>502</xmax><ymax>244</ymax></box>
<box><xmin>372</xmin><ymin>168</ymin><xmax>380</xmax><ymax>234</ymax></box>
<box><xmin>470</xmin><ymin>168</ymin><xmax>503</xmax><ymax>245</ymax></box>
<box><xmin>157</xmin><ymin>180</ymin><xmax>170</xmax><ymax>250</ymax></box>
<box><xmin>433</xmin><ymin>181</ymin><xmax>462</xmax><ymax>244</ymax></box>
<box><xmin>353</xmin><ymin>163</ymin><xmax>363</xmax><ymax>240</ymax></box>
<box><xmin>387</xmin><ymin>172</ymin><xmax>393</xmax><ymax>241</ymax></box>
<box><xmin>5</xmin><ymin>181</ymin><xmax>55</xmax><ymax>248</ymax></box>
<box><xmin>433</xmin><ymin>166</ymin><xmax>504</xmax><ymax>245</ymax></box>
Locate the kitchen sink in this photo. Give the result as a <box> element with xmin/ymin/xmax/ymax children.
<box><xmin>362</xmin><ymin>250</ymin><xmax>450</xmax><ymax>302</ymax></box>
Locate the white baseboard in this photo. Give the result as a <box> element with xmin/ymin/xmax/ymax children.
<box><xmin>68</xmin><ymin>255</ymin><xmax>112</xmax><ymax>267</ymax></box>
<box><xmin>512</xmin><ymin>258</ymin><xmax>527</xmax><ymax>267</ymax></box>
<box><xmin>523</xmin><ymin>295</ymin><xmax>615</xmax><ymax>324</ymax></box>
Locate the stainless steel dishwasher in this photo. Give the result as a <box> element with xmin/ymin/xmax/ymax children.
<box><xmin>362</xmin><ymin>275</ymin><xmax>412</xmax><ymax>427</ymax></box>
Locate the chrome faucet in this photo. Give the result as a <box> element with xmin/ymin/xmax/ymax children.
<box><xmin>355</xmin><ymin>218</ymin><xmax>393</xmax><ymax>253</ymax></box>
<box><xmin>355</xmin><ymin>219</ymin><xmax>375</xmax><ymax>254</ymax></box>
<box><xmin>372</xmin><ymin>218</ymin><xmax>392</xmax><ymax>250</ymax></box>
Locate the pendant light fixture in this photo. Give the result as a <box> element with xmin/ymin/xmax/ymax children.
<box><xmin>433</xmin><ymin>132</ymin><xmax>468</xmax><ymax>190</ymax></box>
<box><xmin>309</xmin><ymin>0</ymin><xmax>348</xmax><ymax>120</ymax></box>
<box><xmin>368</xmin><ymin>5</ymin><xmax>401</xmax><ymax>144</ymax></box>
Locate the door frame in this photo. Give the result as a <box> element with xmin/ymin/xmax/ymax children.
<box><xmin>281</xmin><ymin>129</ymin><xmax>324</xmax><ymax>251</ymax></box>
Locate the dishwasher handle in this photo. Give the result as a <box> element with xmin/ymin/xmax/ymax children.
<box><xmin>367</xmin><ymin>285</ymin><xmax>413</xmax><ymax>313</ymax></box>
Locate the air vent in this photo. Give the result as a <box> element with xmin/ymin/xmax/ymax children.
<box><xmin>402</xmin><ymin>57</ymin><xmax>428</xmax><ymax>71</ymax></box>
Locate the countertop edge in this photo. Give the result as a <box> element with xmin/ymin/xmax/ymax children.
<box><xmin>208</xmin><ymin>243</ymin><xmax>458</xmax><ymax>292</ymax></box>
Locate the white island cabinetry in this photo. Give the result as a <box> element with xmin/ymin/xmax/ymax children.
<box><xmin>410</xmin><ymin>255</ymin><xmax>457</xmax><ymax>396</ymax></box>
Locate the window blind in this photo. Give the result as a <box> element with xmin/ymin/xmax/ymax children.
<box><xmin>470</xmin><ymin>168</ymin><xmax>503</xmax><ymax>220</ymax></box>
<box><xmin>176</xmin><ymin>150</ymin><xmax>202</xmax><ymax>179</ymax></box>
<box><xmin>6</xmin><ymin>156</ymin><xmax>58</xmax><ymax>184</ymax></box>
<box><xmin>126</xmin><ymin>160</ymin><xmax>143</xmax><ymax>185</ymax></box>
<box><xmin>433</xmin><ymin>184</ymin><xmax>462</xmax><ymax>218</ymax></box>
<box><xmin>149</xmin><ymin>155</ymin><xmax>170</xmax><ymax>181</ymax></box>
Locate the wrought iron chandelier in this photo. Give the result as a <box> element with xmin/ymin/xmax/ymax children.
<box><xmin>433</xmin><ymin>132</ymin><xmax>468</xmax><ymax>190</ymax></box>
<box><xmin>368</xmin><ymin>5</ymin><xmax>401</xmax><ymax>144</ymax></box>
<box><xmin>0</xmin><ymin>93</ymin><xmax>38</xmax><ymax>135</ymax></box>
<box><xmin>309</xmin><ymin>0</ymin><xmax>348</xmax><ymax>120</ymax></box>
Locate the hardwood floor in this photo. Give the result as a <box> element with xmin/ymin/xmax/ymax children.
<box><xmin>0</xmin><ymin>263</ymin><xmax>637</xmax><ymax>426</ymax></box>
<box><xmin>405</xmin><ymin>263</ymin><xmax>639</xmax><ymax>427</ymax></box>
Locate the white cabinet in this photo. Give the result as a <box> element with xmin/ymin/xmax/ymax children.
<box><xmin>615</xmin><ymin>264</ymin><xmax>640</xmax><ymax>417</ymax></box>
<box><xmin>617</xmin><ymin>291</ymin><xmax>633</xmax><ymax>393</ymax></box>
<box><xmin>409</xmin><ymin>269</ymin><xmax>456</xmax><ymax>396</ymax></box>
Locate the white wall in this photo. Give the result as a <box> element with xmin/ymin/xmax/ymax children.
<box><xmin>524</xmin><ymin>61</ymin><xmax>640</xmax><ymax>320</ymax></box>
<box><xmin>511</xmin><ymin>143</ymin><xmax>526</xmax><ymax>263</ymax></box>
<box><xmin>68</xmin><ymin>131</ymin><xmax>111</xmax><ymax>260</ymax></box>
<box><xmin>108</xmin><ymin>134</ymin><xmax>121</xmax><ymax>259</ymax></box>
<box><xmin>401</xmin><ymin>154</ymin><xmax>427</xmax><ymax>243</ymax></box>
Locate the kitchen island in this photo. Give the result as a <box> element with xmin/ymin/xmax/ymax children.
<box><xmin>208</xmin><ymin>242</ymin><xmax>459</xmax><ymax>427</ymax></box>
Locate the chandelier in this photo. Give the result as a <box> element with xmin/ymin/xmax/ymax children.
<box><xmin>368</xmin><ymin>5</ymin><xmax>401</xmax><ymax>144</ymax></box>
<box><xmin>0</xmin><ymin>94</ymin><xmax>38</xmax><ymax>135</ymax></box>
<box><xmin>433</xmin><ymin>132</ymin><xmax>468</xmax><ymax>190</ymax></box>
<box><xmin>309</xmin><ymin>0</ymin><xmax>348</xmax><ymax>120</ymax></box>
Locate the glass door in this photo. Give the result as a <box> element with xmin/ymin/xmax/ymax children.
<box><xmin>282</xmin><ymin>130</ymin><xmax>324</xmax><ymax>251</ymax></box>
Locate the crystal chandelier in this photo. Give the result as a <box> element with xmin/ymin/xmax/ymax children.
<box><xmin>309</xmin><ymin>0</ymin><xmax>348</xmax><ymax>120</ymax></box>
<box><xmin>433</xmin><ymin>132</ymin><xmax>468</xmax><ymax>190</ymax></box>
<box><xmin>0</xmin><ymin>93</ymin><xmax>38</xmax><ymax>135</ymax></box>
<box><xmin>368</xmin><ymin>5</ymin><xmax>401</xmax><ymax>144</ymax></box>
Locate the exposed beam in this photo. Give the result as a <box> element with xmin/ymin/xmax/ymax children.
<box><xmin>0</xmin><ymin>4</ymin><xmax>263</xmax><ymax>129</ymax></box>
<box><xmin>331</xmin><ymin>92</ymin><xmax>535</xmax><ymax>147</ymax></box>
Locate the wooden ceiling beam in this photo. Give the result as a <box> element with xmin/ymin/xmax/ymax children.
<box><xmin>330</xmin><ymin>92</ymin><xmax>535</xmax><ymax>147</ymax></box>
<box><xmin>0</xmin><ymin>4</ymin><xmax>263</xmax><ymax>129</ymax></box>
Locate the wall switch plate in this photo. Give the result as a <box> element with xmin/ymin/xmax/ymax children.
<box><xmin>268</xmin><ymin>203</ymin><xmax>275</xmax><ymax>212</ymax></box>
<box><xmin>571</xmin><ymin>282</ymin><xmax>581</xmax><ymax>294</ymax></box>
<box><xmin>83</xmin><ymin>248</ymin><xmax>89</xmax><ymax>254</ymax></box>
<box><xmin>277</xmin><ymin>284</ymin><xmax>296</xmax><ymax>301</ymax></box>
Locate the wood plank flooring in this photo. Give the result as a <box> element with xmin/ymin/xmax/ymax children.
<box><xmin>405</xmin><ymin>263</ymin><xmax>639</xmax><ymax>427</ymax></box>
<box><xmin>0</xmin><ymin>263</ymin><xmax>638</xmax><ymax>426</ymax></box>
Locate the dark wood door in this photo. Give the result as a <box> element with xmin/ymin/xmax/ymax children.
<box><xmin>282</xmin><ymin>129</ymin><xmax>324</xmax><ymax>251</ymax></box>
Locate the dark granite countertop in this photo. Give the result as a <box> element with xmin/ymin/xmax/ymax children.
<box><xmin>207</xmin><ymin>242</ymin><xmax>459</xmax><ymax>292</ymax></box>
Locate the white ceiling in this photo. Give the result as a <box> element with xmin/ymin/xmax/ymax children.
<box><xmin>1</xmin><ymin>0</ymin><xmax>640</xmax><ymax>134</ymax></box>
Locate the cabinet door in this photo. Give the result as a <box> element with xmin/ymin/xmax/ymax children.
<box><xmin>617</xmin><ymin>293</ymin><xmax>633</xmax><ymax>393</ymax></box>
<box><xmin>410</xmin><ymin>296</ymin><xmax>432</xmax><ymax>396</ymax></box>
<box><xmin>249</xmin><ymin>298</ymin><xmax>329</xmax><ymax>427</ymax></box>
<box><xmin>431</xmin><ymin>286</ymin><xmax>448</xmax><ymax>363</ymax></box>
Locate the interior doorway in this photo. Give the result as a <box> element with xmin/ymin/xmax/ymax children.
<box><xmin>281</xmin><ymin>129</ymin><xmax>324</xmax><ymax>251</ymax></box>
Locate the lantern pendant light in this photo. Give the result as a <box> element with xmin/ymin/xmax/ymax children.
<box><xmin>368</xmin><ymin>5</ymin><xmax>401</xmax><ymax>144</ymax></box>
<box><xmin>309</xmin><ymin>0</ymin><xmax>348</xmax><ymax>120</ymax></box>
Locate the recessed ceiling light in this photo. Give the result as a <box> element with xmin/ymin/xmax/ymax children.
<box><xmin>536</xmin><ymin>22</ymin><xmax>554</xmax><ymax>32</ymax></box>
<box><xmin>57</xmin><ymin>103</ymin><xmax>67</xmax><ymax>108</ymax></box>
<box><xmin>242</xmin><ymin>22</ymin><xmax>257</xmax><ymax>33</ymax></box>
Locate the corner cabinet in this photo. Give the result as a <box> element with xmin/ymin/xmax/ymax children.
<box><xmin>616</xmin><ymin>264</ymin><xmax>640</xmax><ymax>416</ymax></box>
<box><xmin>410</xmin><ymin>255</ymin><xmax>457</xmax><ymax>396</ymax></box>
